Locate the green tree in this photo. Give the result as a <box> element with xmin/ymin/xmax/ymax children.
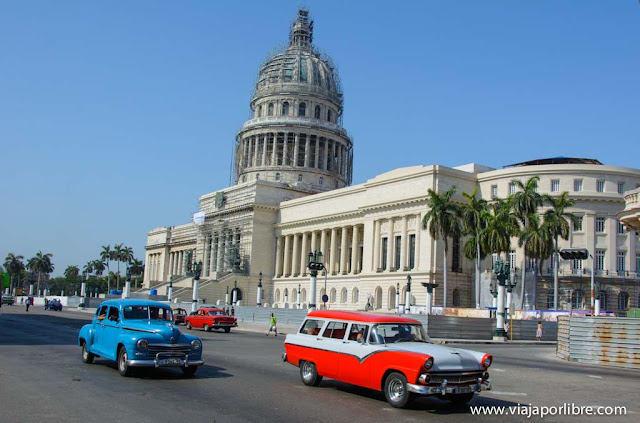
<box><xmin>481</xmin><ymin>198</ymin><xmax>519</xmax><ymax>258</ymax></box>
<box><xmin>129</xmin><ymin>258</ymin><xmax>144</xmax><ymax>288</ymax></box>
<box><xmin>114</xmin><ymin>243</ymin><xmax>125</xmax><ymax>290</ymax></box>
<box><xmin>510</xmin><ymin>176</ymin><xmax>543</xmax><ymax>309</ymax></box>
<box><xmin>92</xmin><ymin>260</ymin><xmax>106</xmax><ymax>277</ymax></box>
<box><xmin>26</xmin><ymin>251</ymin><xmax>54</xmax><ymax>295</ymax></box>
<box><xmin>519</xmin><ymin>213</ymin><xmax>553</xmax><ymax>308</ymax></box>
<box><xmin>543</xmin><ymin>191</ymin><xmax>578</xmax><ymax>309</ymax></box>
<box><xmin>422</xmin><ymin>186</ymin><xmax>462</xmax><ymax>308</ymax></box>
<box><xmin>64</xmin><ymin>265</ymin><xmax>80</xmax><ymax>279</ymax></box>
<box><xmin>100</xmin><ymin>245</ymin><xmax>112</xmax><ymax>293</ymax></box>
<box><xmin>461</xmin><ymin>187</ymin><xmax>489</xmax><ymax>308</ymax></box>
<box><xmin>4</xmin><ymin>253</ymin><xmax>25</xmax><ymax>292</ymax></box>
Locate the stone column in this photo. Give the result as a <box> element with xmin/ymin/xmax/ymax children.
<box><xmin>415</xmin><ymin>213</ymin><xmax>421</xmax><ymax>270</ymax></box>
<box><xmin>300</xmin><ymin>232</ymin><xmax>308</xmax><ymax>276</ymax></box>
<box><xmin>350</xmin><ymin>225</ymin><xmax>359</xmax><ymax>274</ymax></box>
<box><xmin>329</xmin><ymin>228</ymin><xmax>338</xmax><ymax>274</ymax></box>
<box><xmin>310</xmin><ymin>231</ymin><xmax>318</xmax><ymax>256</ymax></box>
<box><xmin>209</xmin><ymin>235</ymin><xmax>216</xmax><ymax>275</ymax></box>
<box><xmin>385</xmin><ymin>220</ymin><xmax>393</xmax><ymax>271</ymax></box>
<box><xmin>261</xmin><ymin>134</ymin><xmax>267</xmax><ymax>166</ymax></box>
<box><xmin>304</xmin><ymin>135</ymin><xmax>310</xmax><ymax>168</ymax></box>
<box><xmin>283</xmin><ymin>235</ymin><xmax>291</xmax><ymax>277</ymax></box>
<box><xmin>275</xmin><ymin>236</ymin><xmax>283</xmax><ymax>277</ymax></box>
<box><xmin>340</xmin><ymin>226</ymin><xmax>349</xmax><ymax>274</ymax></box>
<box><xmin>293</xmin><ymin>133</ymin><xmax>299</xmax><ymax>167</ymax></box>
<box><xmin>168</xmin><ymin>253</ymin><xmax>174</xmax><ymax>278</ymax></box>
<box><xmin>271</xmin><ymin>133</ymin><xmax>277</xmax><ymax>166</ymax></box>
<box><xmin>177</xmin><ymin>251</ymin><xmax>183</xmax><ymax>275</ymax></box>
<box><xmin>323</xmin><ymin>139</ymin><xmax>329</xmax><ymax>171</ymax></box>
<box><xmin>401</xmin><ymin>216</ymin><xmax>408</xmax><ymax>271</ymax></box>
<box><xmin>282</xmin><ymin>133</ymin><xmax>289</xmax><ymax>166</ymax></box>
<box><xmin>216</xmin><ymin>234</ymin><xmax>224</xmax><ymax>273</ymax></box>
<box><xmin>204</xmin><ymin>237</ymin><xmax>211</xmax><ymax>277</ymax></box>
<box><xmin>373</xmin><ymin>220</ymin><xmax>380</xmax><ymax>271</ymax></box>
<box><xmin>320</xmin><ymin>229</ymin><xmax>327</xmax><ymax>266</ymax></box>
<box><xmin>292</xmin><ymin>233</ymin><xmax>300</xmax><ymax>276</ymax></box>
<box><xmin>314</xmin><ymin>137</ymin><xmax>320</xmax><ymax>169</ymax></box>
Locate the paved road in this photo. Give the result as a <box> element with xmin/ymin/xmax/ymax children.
<box><xmin>0</xmin><ymin>306</ymin><xmax>637</xmax><ymax>422</ymax></box>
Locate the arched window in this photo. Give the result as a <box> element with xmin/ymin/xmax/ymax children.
<box><xmin>618</xmin><ymin>291</ymin><xmax>629</xmax><ymax>311</ymax></box>
<box><xmin>341</xmin><ymin>288</ymin><xmax>347</xmax><ymax>304</ymax></box>
<box><xmin>257</xmin><ymin>105</ymin><xmax>262</xmax><ymax>118</ymax></box>
<box><xmin>267</xmin><ymin>103</ymin><xmax>274</xmax><ymax>116</ymax></box>
<box><xmin>291</xmin><ymin>288</ymin><xmax>297</xmax><ymax>304</ymax></box>
<box><xmin>327</xmin><ymin>109</ymin><xmax>332</xmax><ymax>122</ymax></box>
<box><xmin>374</xmin><ymin>286</ymin><xmax>383</xmax><ymax>309</ymax></box>
<box><xmin>352</xmin><ymin>287</ymin><xmax>359</xmax><ymax>304</ymax></box>
<box><xmin>302</xmin><ymin>288</ymin><xmax>307</xmax><ymax>303</ymax></box>
<box><xmin>452</xmin><ymin>288</ymin><xmax>462</xmax><ymax>307</ymax></box>
<box><xmin>330</xmin><ymin>288</ymin><xmax>336</xmax><ymax>303</ymax></box>
<box><xmin>275</xmin><ymin>289</ymin><xmax>280</xmax><ymax>303</ymax></box>
<box><xmin>388</xmin><ymin>286</ymin><xmax>396</xmax><ymax>310</ymax></box>
<box><xmin>282</xmin><ymin>102</ymin><xmax>289</xmax><ymax>116</ymax></box>
<box><xmin>546</xmin><ymin>290</ymin><xmax>555</xmax><ymax>309</ymax></box>
<box><xmin>298</xmin><ymin>174</ymin><xmax>303</xmax><ymax>182</ymax></box>
<box><xmin>599</xmin><ymin>291</ymin><xmax>608</xmax><ymax>310</ymax></box>
<box><xmin>571</xmin><ymin>290</ymin><xmax>583</xmax><ymax>310</ymax></box>
<box><xmin>275</xmin><ymin>172</ymin><xmax>280</xmax><ymax>181</ymax></box>
<box><xmin>284</xmin><ymin>288</ymin><xmax>289</xmax><ymax>302</ymax></box>
<box><xmin>314</xmin><ymin>105</ymin><xmax>321</xmax><ymax>119</ymax></box>
<box><xmin>298</xmin><ymin>102</ymin><xmax>306</xmax><ymax>117</ymax></box>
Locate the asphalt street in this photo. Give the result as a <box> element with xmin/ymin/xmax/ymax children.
<box><xmin>0</xmin><ymin>305</ymin><xmax>637</xmax><ymax>423</ymax></box>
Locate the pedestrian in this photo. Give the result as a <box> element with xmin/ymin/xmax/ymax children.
<box><xmin>26</xmin><ymin>297</ymin><xmax>31</xmax><ymax>312</ymax></box>
<box><xmin>536</xmin><ymin>321</ymin><xmax>543</xmax><ymax>341</ymax></box>
<box><xmin>504</xmin><ymin>321</ymin><xmax>510</xmax><ymax>340</ymax></box>
<box><xmin>266</xmin><ymin>312</ymin><xmax>277</xmax><ymax>336</ymax></box>
<box><xmin>231</xmin><ymin>306</ymin><xmax>235</xmax><ymax>316</ymax></box>
<box><xmin>20</xmin><ymin>297</ymin><xmax>24</xmax><ymax>304</ymax></box>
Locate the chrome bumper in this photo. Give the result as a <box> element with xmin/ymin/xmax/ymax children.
<box><xmin>407</xmin><ymin>380</ymin><xmax>491</xmax><ymax>395</ymax></box>
<box><xmin>127</xmin><ymin>353</ymin><xmax>204</xmax><ymax>368</ymax></box>
<box><xmin>213</xmin><ymin>323</ymin><xmax>238</xmax><ymax>328</ymax></box>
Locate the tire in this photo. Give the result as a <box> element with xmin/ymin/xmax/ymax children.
<box><xmin>182</xmin><ymin>366</ymin><xmax>198</xmax><ymax>377</ymax></box>
<box><xmin>204</xmin><ymin>324</ymin><xmax>210</xmax><ymax>332</ymax></box>
<box><xmin>445</xmin><ymin>393</ymin><xmax>475</xmax><ymax>405</ymax></box>
<box><xmin>224</xmin><ymin>327</ymin><xmax>231</xmax><ymax>333</ymax></box>
<box><xmin>300</xmin><ymin>361</ymin><xmax>323</xmax><ymax>386</ymax></box>
<box><xmin>117</xmin><ymin>347</ymin><xmax>132</xmax><ymax>377</ymax></box>
<box><xmin>81</xmin><ymin>343</ymin><xmax>95</xmax><ymax>364</ymax></box>
<box><xmin>186</xmin><ymin>321</ymin><xmax>192</xmax><ymax>330</ymax></box>
<box><xmin>384</xmin><ymin>372</ymin><xmax>413</xmax><ymax>408</ymax></box>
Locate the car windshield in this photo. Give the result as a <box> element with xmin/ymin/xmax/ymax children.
<box><xmin>123</xmin><ymin>305</ymin><xmax>173</xmax><ymax>321</ymax></box>
<box><xmin>370</xmin><ymin>323</ymin><xmax>430</xmax><ymax>344</ymax></box>
<box><xmin>207</xmin><ymin>310</ymin><xmax>226</xmax><ymax>316</ymax></box>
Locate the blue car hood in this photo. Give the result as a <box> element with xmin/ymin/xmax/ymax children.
<box><xmin>122</xmin><ymin>320</ymin><xmax>182</xmax><ymax>342</ymax></box>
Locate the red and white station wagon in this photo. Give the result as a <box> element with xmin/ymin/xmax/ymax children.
<box><xmin>283</xmin><ymin>310</ymin><xmax>492</xmax><ymax>408</ymax></box>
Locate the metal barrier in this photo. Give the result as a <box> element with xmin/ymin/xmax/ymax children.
<box><xmin>556</xmin><ymin>316</ymin><xmax>640</xmax><ymax>369</ymax></box>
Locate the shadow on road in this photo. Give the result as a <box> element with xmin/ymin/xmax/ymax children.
<box><xmin>88</xmin><ymin>360</ymin><xmax>234</xmax><ymax>380</ymax></box>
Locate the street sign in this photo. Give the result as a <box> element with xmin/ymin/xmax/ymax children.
<box><xmin>322</xmin><ymin>294</ymin><xmax>328</xmax><ymax>303</ymax></box>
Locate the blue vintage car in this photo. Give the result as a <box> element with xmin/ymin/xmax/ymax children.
<box><xmin>78</xmin><ymin>299</ymin><xmax>204</xmax><ymax>377</ymax></box>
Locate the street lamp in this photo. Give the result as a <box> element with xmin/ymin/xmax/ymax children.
<box><xmin>225</xmin><ymin>285</ymin><xmax>230</xmax><ymax>306</ymax></box>
<box><xmin>256</xmin><ymin>272</ymin><xmax>263</xmax><ymax>307</ymax></box>
<box><xmin>504</xmin><ymin>270</ymin><xmax>518</xmax><ymax>318</ymax></box>
<box><xmin>232</xmin><ymin>280</ymin><xmax>238</xmax><ymax>305</ymax></box>
<box><xmin>490</xmin><ymin>281</ymin><xmax>498</xmax><ymax>308</ymax></box>
<box><xmin>421</xmin><ymin>281</ymin><xmax>439</xmax><ymax>315</ymax></box>
<box><xmin>395</xmin><ymin>283</ymin><xmax>400</xmax><ymax>313</ymax></box>
<box><xmin>307</xmin><ymin>250</ymin><xmax>324</xmax><ymax>310</ymax></box>
<box><xmin>124</xmin><ymin>265</ymin><xmax>132</xmax><ymax>299</ymax></box>
<box><xmin>493</xmin><ymin>258</ymin><xmax>509</xmax><ymax>341</ymax></box>
<box><xmin>187</xmin><ymin>260</ymin><xmax>202</xmax><ymax>313</ymax></box>
<box><xmin>168</xmin><ymin>275</ymin><xmax>174</xmax><ymax>303</ymax></box>
<box><xmin>405</xmin><ymin>275</ymin><xmax>412</xmax><ymax>314</ymax></box>
<box><xmin>297</xmin><ymin>283</ymin><xmax>301</xmax><ymax>309</ymax></box>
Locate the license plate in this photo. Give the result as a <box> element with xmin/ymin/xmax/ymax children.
<box><xmin>157</xmin><ymin>358</ymin><xmax>184</xmax><ymax>366</ymax></box>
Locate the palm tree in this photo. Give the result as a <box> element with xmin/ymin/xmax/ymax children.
<box><xmin>519</xmin><ymin>214</ymin><xmax>553</xmax><ymax>309</ymax></box>
<box><xmin>4</xmin><ymin>253</ymin><xmax>25</xmax><ymax>292</ymax></box>
<box><xmin>26</xmin><ymin>251</ymin><xmax>54</xmax><ymax>295</ymax></box>
<box><xmin>122</xmin><ymin>246</ymin><xmax>135</xmax><ymax>267</ymax></box>
<box><xmin>482</xmin><ymin>199</ymin><xmax>519</xmax><ymax>259</ymax></box>
<box><xmin>422</xmin><ymin>186</ymin><xmax>462</xmax><ymax>308</ymax></box>
<box><xmin>92</xmin><ymin>260</ymin><xmax>106</xmax><ymax>277</ymax></box>
<box><xmin>100</xmin><ymin>245</ymin><xmax>112</xmax><ymax>293</ymax></box>
<box><xmin>64</xmin><ymin>265</ymin><xmax>80</xmax><ymax>279</ymax></box>
<box><xmin>461</xmin><ymin>187</ymin><xmax>489</xmax><ymax>308</ymax></box>
<box><xmin>543</xmin><ymin>191</ymin><xmax>578</xmax><ymax>309</ymax></box>
<box><xmin>114</xmin><ymin>243</ymin><xmax>125</xmax><ymax>290</ymax></box>
<box><xmin>129</xmin><ymin>258</ymin><xmax>144</xmax><ymax>288</ymax></box>
<box><xmin>510</xmin><ymin>176</ymin><xmax>543</xmax><ymax>309</ymax></box>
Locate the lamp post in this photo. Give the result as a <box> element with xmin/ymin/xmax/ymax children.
<box><xmin>395</xmin><ymin>283</ymin><xmax>400</xmax><ymax>313</ymax></box>
<box><xmin>307</xmin><ymin>250</ymin><xmax>324</xmax><ymax>310</ymax></box>
<box><xmin>504</xmin><ymin>271</ymin><xmax>518</xmax><ymax>319</ymax></box>
<box><xmin>490</xmin><ymin>282</ymin><xmax>498</xmax><ymax>308</ymax></box>
<box><xmin>124</xmin><ymin>265</ymin><xmax>132</xmax><ymax>299</ymax></box>
<box><xmin>225</xmin><ymin>285</ymin><xmax>229</xmax><ymax>306</ymax></box>
<box><xmin>168</xmin><ymin>275</ymin><xmax>173</xmax><ymax>303</ymax></box>
<box><xmin>297</xmin><ymin>284</ymin><xmax>301</xmax><ymax>309</ymax></box>
<box><xmin>188</xmin><ymin>260</ymin><xmax>202</xmax><ymax>313</ymax></box>
<box><xmin>493</xmin><ymin>259</ymin><xmax>508</xmax><ymax>341</ymax></box>
<box><xmin>421</xmin><ymin>282</ymin><xmax>439</xmax><ymax>315</ymax></box>
<box><xmin>256</xmin><ymin>272</ymin><xmax>263</xmax><ymax>307</ymax></box>
<box><xmin>81</xmin><ymin>270</ymin><xmax>88</xmax><ymax>308</ymax></box>
<box><xmin>232</xmin><ymin>280</ymin><xmax>238</xmax><ymax>305</ymax></box>
<box><xmin>405</xmin><ymin>275</ymin><xmax>412</xmax><ymax>314</ymax></box>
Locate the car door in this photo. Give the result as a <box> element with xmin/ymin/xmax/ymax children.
<box><xmin>92</xmin><ymin>305</ymin><xmax>109</xmax><ymax>356</ymax></box>
<box><xmin>338</xmin><ymin>323</ymin><xmax>375</xmax><ymax>388</ymax></box>
<box><xmin>317</xmin><ymin>321</ymin><xmax>348</xmax><ymax>379</ymax></box>
<box><xmin>101</xmin><ymin>306</ymin><xmax>122</xmax><ymax>360</ymax></box>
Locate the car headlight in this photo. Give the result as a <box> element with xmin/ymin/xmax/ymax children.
<box><xmin>137</xmin><ymin>339</ymin><xmax>149</xmax><ymax>350</ymax></box>
<box><xmin>424</xmin><ymin>357</ymin><xmax>434</xmax><ymax>370</ymax></box>
<box><xmin>482</xmin><ymin>354</ymin><xmax>492</xmax><ymax>368</ymax></box>
<box><xmin>191</xmin><ymin>340</ymin><xmax>202</xmax><ymax>351</ymax></box>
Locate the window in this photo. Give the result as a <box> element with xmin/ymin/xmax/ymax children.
<box><xmin>322</xmin><ymin>321</ymin><xmax>347</xmax><ymax>339</ymax></box>
<box><xmin>319</xmin><ymin>176</ymin><xmax>323</xmax><ymax>185</ymax></box>
<box><xmin>508</xmin><ymin>250</ymin><xmax>516</xmax><ymax>270</ymax></box>
<box><xmin>636</xmin><ymin>254</ymin><xmax>640</xmax><ymax>273</ymax></box>
<box><xmin>314</xmin><ymin>105</ymin><xmax>321</xmax><ymax>119</ymax></box>
<box><xmin>595</xmin><ymin>250</ymin><xmax>605</xmax><ymax>271</ymax></box>
<box><xmin>347</xmin><ymin>324</ymin><xmax>369</xmax><ymax>342</ymax></box>
<box><xmin>330</xmin><ymin>288</ymin><xmax>336</xmax><ymax>303</ymax></box>
<box><xmin>452</xmin><ymin>236</ymin><xmax>461</xmax><ymax>272</ymax></box>
<box><xmin>381</xmin><ymin>238</ymin><xmax>388</xmax><ymax>270</ymax></box>
<box><xmin>571</xmin><ymin>290</ymin><xmax>583</xmax><ymax>310</ymax></box>
<box><xmin>574</xmin><ymin>179</ymin><xmax>583</xmax><ymax>192</ymax></box>
<box><xmin>284</xmin><ymin>68</ymin><xmax>293</xmax><ymax>81</ymax></box>
<box><xmin>618</xmin><ymin>182</ymin><xmax>625</xmax><ymax>195</ymax></box>
<box><xmin>297</xmin><ymin>174</ymin><xmax>303</xmax><ymax>182</ymax></box>
<box><xmin>394</xmin><ymin>236</ymin><xmax>401</xmax><ymax>269</ymax></box>
<box><xmin>267</xmin><ymin>103</ymin><xmax>274</xmax><ymax>116</ymax></box>
<box><xmin>352</xmin><ymin>287</ymin><xmax>359</xmax><ymax>303</ymax></box>
<box><xmin>551</xmin><ymin>180</ymin><xmax>560</xmax><ymax>192</ymax></box>
<box><xmin>596</xmin><ymin>180</ymin><xmax>604</xmax><ymax>193</ymax></box>
<box><xmin>617</xmin><ymin>220</ymin><xmax>625</xmax><ymax>234</ymax></box>
<box><xmin>618</xmin><ymin>292</ymin><xmax>629</xmax><ymax>311</ymax></box>
<box><xmin>491</xmin><ymin>253</ymin><xmax>499</xmax><ymax>269</ymax></box>
<box><xmin>299</xmin><ymin>57</ymin><xmax>308</xmax><ymax>82</ymax></box>
<box><xmin>282</xmin><ymin>102</ymin><xmax>289</xmax><ymax>116</ymax></box>
<box><xmin>573</xmin><ymin>216</ymin><xmax>583</xmax><ymax>232</ymax></box>
<box><xmin>298</xmin><ymin>102</ymin><xmax>306</xmax><ymax>117</ymax></box>
<box><xmin>300</xmin><ymin>319</ymin><xmax>323</xmax><ymax>336</ymax></box>
<box><xmin>595</xmin><ymin>217</ymin><xmax>605</xmax><ymax>233</ymax></box>
<box><xmin>509</xmin><ymin>183</ymin><xmax>516</xmax><ymax>195</ymax></box>
<box><xmin>491</xmin><ymin>185</ymin><xmax>498</xmax><ymax>197</ymax></box>
<box><xmin>327</xmin><ymin>109</ymin><xmax>332</xmax><ymax>122</ymax></box>
<box><xmin>409</xmin><ymin>234</ymin><xmax>416</xmax><ymax>269</ymax></box>
<box><xmin>617</xmin><ymin>251</ymin><xmax>625</xmax><ymax>273</ymax></box>
<box><xmin>340</xmin><ymin>288</ymin><xmax>347</xmax><ymax>304</ymax></box>
<box><xmin>275</xmin><ymin>172</ymin><xmax>280</xmax><ymax>181</ymax></box>
<box><xmin>572</xmin><ymin>259</ymin><xmax>583</xmax><ymax>272</ymax></box>
<box><xmin>546</xmin><ymin>291</ymin><xmax>555</xmax><ymax>309</ymax></box>
<box><xmin>599</xmin><ymin>291</ymin><xmax>608</xmax><ymax>310</ymax></box>
<box><xmin>257</xmin><ymin>105</ymin><xmax>262</xmax><ymax>118</ymax></box>
<box><xmin>108</xmin><ymin>306</ymin><xmax>120</xmax><ymax>322</ymax></box>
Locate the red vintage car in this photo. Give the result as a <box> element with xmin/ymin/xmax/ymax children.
<box><xmin>184</xmin><ymin>307</ymin><xmax>238</xmax><ymax>333</ymax></box>
<box><xmin>172</xmin><ymin>307</ymin><xmax>188</xmax><ymax>325</ymax></box>
<box><xmin>283</xmin><ymin>310</ymin><xmax>492</xmax><ymax>408</ymax></box>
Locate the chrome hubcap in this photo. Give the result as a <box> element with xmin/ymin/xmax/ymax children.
<box><xmin>388</xmin><ymin>379</ymin><xmax>404</xmax><ymax>401</ymax></box>
<box><xmin>120</xmin><ymin>351</ymin><xmax>127</xmax><ymax>370</ymax></box>
<box><xmin>302</xmin><ymin>362</ymin><xmax>314</xmax><ymax>380</ymax></box>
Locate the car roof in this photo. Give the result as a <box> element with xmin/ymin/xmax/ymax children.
<box><xmin>199</xmin><ymin>307</ymin><xmax>225</xmax><ymax>311</ymax></box>
<box><xmin>99</xmin><ymin>299</ymin><xmax>171</xmax><ymax>308</ymax></box>
<box><xmin>307</xmin><ymin>310</ymin><xmax>422</xmax><ymax>324</ymax></box>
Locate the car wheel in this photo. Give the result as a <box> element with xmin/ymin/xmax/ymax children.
<box><xmin>204</xmin><ymin>324</ymin><xmax>210</xmax><ymax>332</ymax></box>
<box><xmin>186</xmin><ymin>321</ymin><xmax>192</xmax><ymax>330</ymax></box>
<box><xmin>181</xmin><ymin>366</ymin><xmax>198</xmax><ymax>377</ymax></box>
<box><xmin>300</xmin><ymin>361</ymin><xmax>323</xmax><ymax>386</ymax></box>
<box><xmin>117</xmin><ymin>347</ymin><xmax>132</xmax><ymax>377</ymax></box>
<box><xmin>384</xmin><ymin>372</ymin><xmax>413</xmax><ymax>408</ymax></box>
<box><xmin>445</xmin><ymin>393</ymin><xmax>475</xmax><ymax>405</ymax></box>
<box><xmin>81</xmin><ymin>343</ymin><xmax>95</xmax><ymax>364</ymax></box>
<box><xmin>224</xmin><ymin>327</ymin><xmax>231</xmax><ymax>333</ymax></box>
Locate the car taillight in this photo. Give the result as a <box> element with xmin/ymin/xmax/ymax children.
<box><xmin>482</xmin><ymin>354</ymin><xmax>492</xmax><ymax>368</ymax></box>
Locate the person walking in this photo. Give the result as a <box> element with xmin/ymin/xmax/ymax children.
<box><xmin>536</xmin><ymin>321</ymin><xmax>543</xmax><ymax>341</ymax></box>
<box><xmin>25</xmin><ymin>296</ymin><xmax>31</xmax><ymax>312</ymax></box>
<box><xmin>266</xmin><ymin>313</ymin><xmax>277</xmax><ymax>336</ymax></box>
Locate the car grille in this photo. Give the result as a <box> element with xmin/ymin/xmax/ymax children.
<box><xmin>148</xmin><ymin>344</ymin><xmax>191</xmax><ymax>355</ymax></box>
<box><xmin>428</xmin><ymin>372</ymin><xmax>482</xmax><ymax>385</ymax></box>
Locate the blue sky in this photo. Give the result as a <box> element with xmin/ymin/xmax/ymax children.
<box><xmin>1</xmin><ymin>1</ymin><xmax>638</xmax><ymax>277</ymax></box>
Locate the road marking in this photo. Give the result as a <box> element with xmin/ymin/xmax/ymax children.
<box><xmin>491</xmin><ymin>368</ymin><xmax>506</xmax><ymax>372</ymax></box>
<box><xmin>587</xmin><ymin>375</ymin><xmax>602</xmax><ymax>379</ymax></box>
<box><xmin>486</xmin><ymin>391</ymin><xmax>528</xmax><ymax>396</ymax></box>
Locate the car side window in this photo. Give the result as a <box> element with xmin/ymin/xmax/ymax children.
<box><xmin>347</xmin><ymin>323</ymin><xmax>369</xmax><ymax>342</ymax></box>
<box><xmin>107</xmin><ymin>306</ymin><xmax>119</xmax><ymax>322</ymax></box>
<box><xmin>97</xmin><ymin>305</ymin><xmax>108</xmax><ymax>321</ymax></box>
<box><xmin>299</xmin><ymin>319</ymin><xmax>323</xmax><ymax>336</ymax></box>
<box><xmin>322</xmin><ymin>321</ymin><xmax>347</xmax><ymax>339</ymax></box>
